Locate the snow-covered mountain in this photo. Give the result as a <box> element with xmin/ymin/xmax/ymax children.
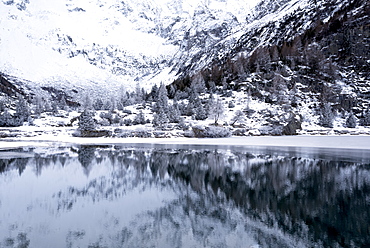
<box><xmin>0</xmin><ymin>0</ymin><xmax>369</xmax><ymax>133</ymax></box>
<box><xmin>0</xmin><ymin>0</ymin><xmax>258</xmax><ymax>95</ymax></box>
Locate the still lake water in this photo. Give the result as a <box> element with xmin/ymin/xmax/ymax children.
<box><xmin>0</xmin><ymin>144</ymin><xmax>369</xmax><ymax>248</ymax></box>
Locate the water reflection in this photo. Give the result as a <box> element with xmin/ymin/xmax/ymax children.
<box><xmin>0</xmin><ymin>144</ymin><xmax>369</xmax><ymax>248</ymax></box>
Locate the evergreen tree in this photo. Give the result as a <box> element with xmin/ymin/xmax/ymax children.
<box><xmin>44</xmin><ymin>100</ymin><xmax>53</xmax><ymax>112</ymax></box>
<box><xmin>134</xmin><ymin>83</ymin><xmax>144</xmax><ymax>104</ymax></box>
<box><xmin>152</xmin><ymin>83</ymin><xmax>170</xmax><ymax>128</ymax></box>
<box><xmin>133</xmin><ymin>110</ymin><xmax>146</xmax><ymax>125</ymax></box>
<box><xmin>153</xmin><ymin>111</ymin><xmax>169</xmax><ymax>128</ymax></box>
<box><xmin>186</xmin><ymin>80</ymin><xmax>207</xmax><ymax>118</ymax></box>
<box><xmin>33</xmin><ymin>95</ymin><xmax>44</xmax><ymax>116</ymax></box>
<box><xmin>0</xmin><ymin>108</ymin><xmax>14</xmax><ymax>127</ymax></box>
<box><xmin>82</xmin><ymin>93</ymin><xmax>93</xmax><ymax>110</ymax></box>
<box><xmin>103</xmin><ymin>99</ymin><xmax>112</xmax><ymax>111</ymax></box>
<box><xmin>319</xmin><ymin>103</ymin><xmax>334</xmax><ymax>128</ymax></box>
<box><xmin>150</xmin><ymin>84</ymin><xmax>159</xmax><ymax>102</ymax></box>
<box><xmin>185</xmin><ymin>100</ymin><xmax>195</xmax><ymax>116</ymax></box>
<box><xmin>15</xmin><ymin>95</ymin><xmax>30</xmax><ymax>123</ymax></box>
<box><xmin>168</xmin><ymin>101</ymin><xmax>181</xmax><ymax>123</ymax></box>
<box><xmin>117</xmin><ymin>91</ymin><xmax>129</xmax><ymax>110</ymax></box>
<box><xmin>93</xmin><ymin>98</ymin><xmax>104</xmax><ymax>110</ymax></box>
<box><xmin>78</xmin><ymin>110</ymin><xmax>96</xmax><ymax>131</ymax></box>
<box><xmin>109</xmin><ymin>96</ymin><xmax>116</xmax><ymax>112</ymax></box>
<box><xmin>194</xmin><ymin>97</ymin><xmax>207</xmax><ymax>120</ymax></box>
<box><xmin>346</xmin><ymin>112</ymin><xmax>357</xmax><ymax>128</ymax></box>
<box><xmin>154</xmin><ymin>83</ymin><xmax>169</xmax><ymax>113</ymax></box>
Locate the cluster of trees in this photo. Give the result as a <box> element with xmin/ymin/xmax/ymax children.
<box><xmin>2</xmin><ymin>78</ymin><xmax>370</xmax><ymax>133</ymax></box>
<box><xmin>0</xmin><ymin>95</ymin><xmax>30</xmax><ymax>127</ymax></box>
<box><xmin>77</xmin><ymin>80</ymin><xmax>229</xmax><ymax>132</ymax></box>
<box><xmin>0</xmin><ymin>93</ymin><xmax>71</xmax><ymax>127</ymax></box>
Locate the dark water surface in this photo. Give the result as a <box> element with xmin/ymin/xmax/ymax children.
<box><xmin>0</xmin><ymin>144</ymin><xmax>369</xmax><ymax>248</ymax></box>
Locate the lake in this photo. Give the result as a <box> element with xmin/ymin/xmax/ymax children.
<box><xmin>0</xmin><ymin>143</ymin><xmax>369</xmax><ymax>248</ymax></box>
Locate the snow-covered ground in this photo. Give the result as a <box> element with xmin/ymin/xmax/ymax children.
<box><xmin>1</xmin><ymin>130</ymin><xmax>370</xmax><ymax>151</ymax></box>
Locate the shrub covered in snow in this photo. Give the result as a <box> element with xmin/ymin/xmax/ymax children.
<box><xmin>192</xmin><ymin>125</ymin><xmax>231</xmax><ymax>138</ymax></box>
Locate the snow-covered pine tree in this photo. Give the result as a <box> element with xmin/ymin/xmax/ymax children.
<box><xmin>103</xmin><ymin>99</ymin><xmax>112</xmax><ymax>111</ymax></box>
<box><xmin>168</xmin><ymin>101</ymin><xmax>181</xmax><ymax>123</ymax></box>
<box><xmin>0</xmin><ymin>98</ymin><xmax>5</xmax><ymax>113</ymax></box>
<box><xmin>186</xmin><ymin>80</ymin><xmax>207</xmax><ymax>119</ymax></box>
<box><xmin>14</xmin><ymin>95</ymin><xmax>30</xmax><ymax>125</ymax></box>
<box><xmin>33</xmin><ymin>95</ymin><xmax>44</xmax><ymax>116</ymax></box>
<box><xmin>153</xmin><ymin>111</ymin><xmax>169</xmax><ymax>128</ymax></box>
<box><xmin>150</xmin><ymin>84</ymin><xmax>159</xmax><ymax>102</ymax></box>
<box><xmin>133</xmin><ymin>110</ymin><xmax>146</xmax><ymax>125</ymax></box>
<box><xmin>154</xmin><ymin>83</ymin><xmax>169</xmax><ymax>112</ymax></box>
<box><xmin>319</xmin><ymin>103</ymin><xmax>334</xmax><ymax>128</ymax></box>
<box><xmin>134</xmin><ymin>83</ymin><xmax>144</xmax><ymax>104</ymax></box>
<box><xmin>82</xmin><ymin>93</ymin><xmax>93</xmax><ymax>111</ymax></box>
<box><xmin>0</xmin><ymin>108</ymin><xmax>14</xmax><ymax>127</ymax></box>
<box><xmin>194</xmin><ymin>97</ymin><xmax>207</xmax><ymax>120</ymax></box>
<box><xmin>345</xmin><ymin>112</ymin><xmax>357</xmax><ymax>128</ymax></box>
<box><xmin>78</xmin><ymin>109</ymin><xmax>96</xmax><ymax>131</ymax></box>
<box><xmin>93</xmin><ymin>98</ymin><xmax>104</xmax><ymax>110</ymax></box>
<box><xmin>152</xmin><ymin>83</ymin><xmax>169</xmax><ymax>128</ymax></box>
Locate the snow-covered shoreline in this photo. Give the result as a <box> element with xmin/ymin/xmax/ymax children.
<box><xmin>1</xmin><ymin>134</ymin><xmax>370</xmax><ymax>151</ymax></box>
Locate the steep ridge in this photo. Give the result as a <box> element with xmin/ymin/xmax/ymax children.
<box><xmin>171</xmin><ymin>0</ymin><xmax>370</xmax><ymax>125</ymax></box>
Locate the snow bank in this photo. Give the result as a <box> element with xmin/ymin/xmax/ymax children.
<box><xmin>3</xmin><ymin>134</ymin><xmax>370</xmax><ymax>151</ymax></box>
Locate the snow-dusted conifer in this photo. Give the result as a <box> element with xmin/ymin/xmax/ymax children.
<box><xmin>153</xmin><ymin>111</ymin><xmax>169</xmax><ymax>128</ymax></box>
<box><xmin>319</xmin><ymin>103</ymin><xmax>334</xmax><ymax>128</ymax></box>
<box><xmin>78</xmin><ymin>109</ymin><xmax>96</xmax><ymax>131</ymax></box>
<box><xmin>155</xmin><ymin>83</ymin><xmax>169</xmax><ymax>112</ymax></box>
<box><xmin>150</xmin><ymin>84</ymin><xmax>159</xmax><ymax>102</ymax></box>
<box><xmin>134</xmin><ymin>83</ymin><xmax>144</xmax><ymax>104</ymax></box>
<box><xmin>194</xmin><ymin>97</ymin><xmax>207</xmax><ymax>120</ymax></box>
<box><xmin>133</xmin><ymin>110</ymin><xmax>146</xmax><ymax>125</ymax></box>
<box><xmin>82</xmin><ymin>93</ymin><xmax>93</xmax><ymax>110</ymax></box>
<box><xmin>0</xmin><ymin>108</ymin><xmax>14</xmax><ymax>127</ymax></box>
<box><xmin>168</xmin><ymin>101</ymin><xmax>181</xmax><ymax>123</ymax></box>
<box><xmin>33</xmin><ymin>95</ymin><xmax>44</xmax><ymax>115</ymax></box>
<box><xmin>345</xmin><ymin>112</ymin><xmax>357</xmax><ymax>128</ymax></box>
<box><xmin>103</xmin><ymin>99</ymin><xmax>112</xmax><ymax>111</ymax></box>
<box><xmin>15</xmin><ymin>95</ymin><xmax>30</xmax><ymax>123</ymax></box>
<box><xmin>93</xmin><ymin>98</ymin><xmax>104</xmax><ymax>110</ymax></box>
<box><xmin>152</xmin><ymin>83</ymin><xmax>169</xmax><ymax>128</ymax></box>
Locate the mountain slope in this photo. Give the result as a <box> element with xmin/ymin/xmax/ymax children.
<box><xmin>170</xmin><ymin>0</ymin><xmax>370</xmax><ymax>128</ymax></box>
<box><xmin>0</xmin><ymin>0</ymin><xmax>259</xmax><ymax>96</ymax></box>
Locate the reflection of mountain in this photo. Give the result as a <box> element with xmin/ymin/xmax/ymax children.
<box><xmin>0</xmin><ymin>145</ymin><xmax>369</xmax><ymax>247</ymax></box>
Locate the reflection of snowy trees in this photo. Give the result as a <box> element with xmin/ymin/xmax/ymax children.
<box><xmin>1</xmin><ymin>146</ymin><xmax>369</xmax><ymax>247</ymax></box>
